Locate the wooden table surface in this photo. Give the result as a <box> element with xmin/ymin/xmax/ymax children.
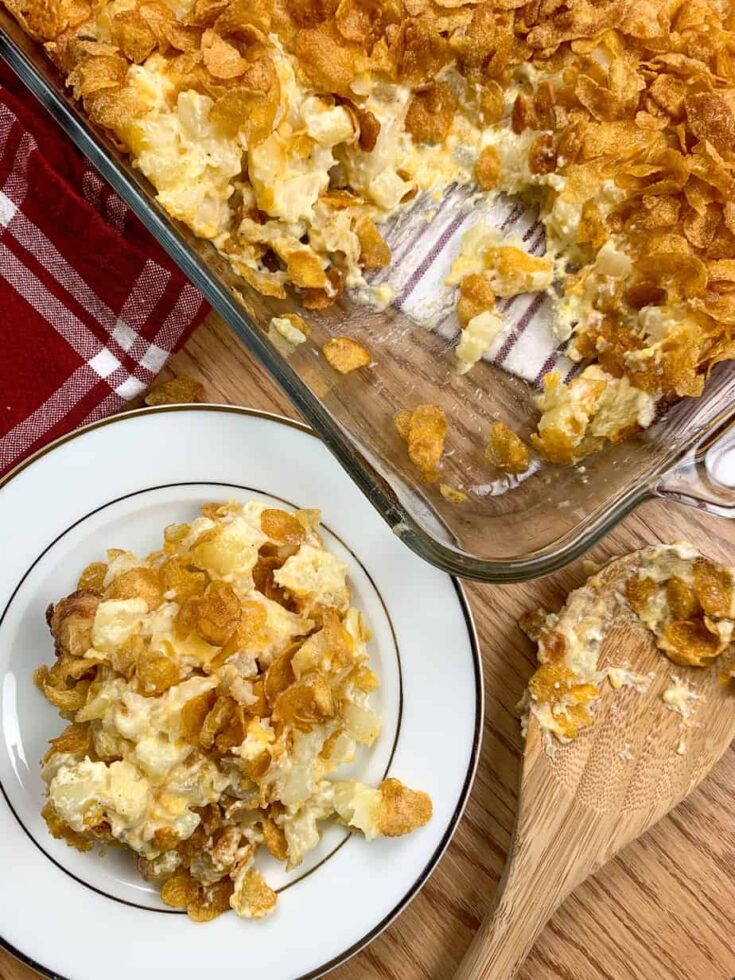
<box><xmin>3</xmin><ymin>312</ymin><xmax>734</xmax><ymax>980</ymax></box>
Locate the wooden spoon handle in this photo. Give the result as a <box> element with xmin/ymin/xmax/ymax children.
<box><xmin>454</xmin><ymin>854</ymin><xmax>563</xmax><ymax>980</ymax></box>
<box><xmin>456</xmin><ymin>723</ymin><xmax>586</xmax><ymax>980</ymax></box>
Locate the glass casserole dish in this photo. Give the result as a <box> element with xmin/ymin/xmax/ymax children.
<box><xmin>2</xmin><ymin>12</ymin><xmax>735</xmax><ymax>583</ymax></box>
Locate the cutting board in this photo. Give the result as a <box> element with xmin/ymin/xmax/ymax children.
<box><xmin>2</xmin><ymin>311</ymin><xmax>733</xmax><ymax>980</ymax></box>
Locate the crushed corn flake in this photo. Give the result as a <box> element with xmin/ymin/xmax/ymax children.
<box><xmin>144</xmin><ymin>376</ymin><xmax>205</xmax><ymax>407</ymax></box>
<box><xmin>322</xmin><ymin>336</ymin><xmax>372</xmax><ymax>373</ymax></box>
<box><xmin>394</xmin><ymin>403</ymin><xmax>447</xmax><ymax>478</ymax></box>
<box><xmin>485</xmin><ymin>422</ymin><xmax>531</xmax><ymax>475</ymax></box>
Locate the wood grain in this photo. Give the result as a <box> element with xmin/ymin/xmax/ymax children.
<box><xmin>2</xmin><ymin>311</ymin><xmax>733</xmax><ymax>980</ymax></box>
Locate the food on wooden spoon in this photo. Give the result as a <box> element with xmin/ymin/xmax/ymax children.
<box><xmin>456</xmin><ymin>544</ymin><xmax>735</xmax><ymax>980</ymax></box>
<box><xmin>520</xmin><ymin>543</ymin><xmax>735</xmax><ymax>748</ymax></box>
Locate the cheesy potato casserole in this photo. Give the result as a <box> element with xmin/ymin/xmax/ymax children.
<box><xmin>6</xmin><ymin>0</ymin><xmax>735</xmax><ymax>471</ymax></box>
<box><xmin>520</xmin><ymin>544</ymin><xmax>735</xmax><ymax>746</ymax></box>
<box><xmin>36</xmin><ymin>501</ymin><xmax>431</xmax><ymax>921</ymax></box>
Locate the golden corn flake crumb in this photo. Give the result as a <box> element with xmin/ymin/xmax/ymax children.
<box><xmin>376</xmin><ymin>778</ymin><xmax>432</xmax><ymax>837</ymax></box>
<box><xmin>322</xmin><ymin>336</ymin><xmax>372</xmax><ymax>374</ymax></box>
<box><xmin>353</xmin><ymin>216</ymin><xmax>391</xmax><ymax>270</ymax></box>
<box><xmin>406</xmin><ymin>83</ymin><xmax>457</xmax><ymax>145</ymax></box>
<box><xmin>76</xmin><ymin>561</ymin><xmax>107</xmax><ymax>593</ymax></box>
<box><xmin>518</xmin><ymin>607</ymin><xmax>550</xmax><ymax>644</ymax></box>
<box><xmin>474</xmin><ymin>147</ymin><xmax>501</xmax><ymax>192</ymax></box>
<box><xmin>36</xmin><ymin>500</ymin><xmax>431</xmax><ymax>922</ymax></box>
<box><xmin>395</xmin><ymin>403</ymin><xmax>447</xmax><ymax>478</ymax></box>
<box><xmin>230</xmin><ymin>866</ymin><xmax>277</xmax><ymax>920</ymax></box>
<box><xmin>144</xmin><ymin>376</ymin><xmax>205</xmax><ymax>407</ymax></box>
<box><xmin>439</xmin><ymin>483</ymin><xmax>469</xmax><ymax>505</ymax></box>
<box><xmin>485</xmin><ymin>422</ymin><xmax>531</xmax><ymax>475</ymax></box>
<box><xmin>521</xmin><ymin>544</ymin><xmax>735</xmax><ymax>747</ymax></box>
<box><xmin>457</xmin><ymin>274</ymin><xmax>496</xmax><ymax>330</ymax></box>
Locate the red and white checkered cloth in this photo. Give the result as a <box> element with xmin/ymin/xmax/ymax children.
<box><xmin>0</xmin><ymin>61</ymin><xmax>209</xmax><ymax>479</ymax></box>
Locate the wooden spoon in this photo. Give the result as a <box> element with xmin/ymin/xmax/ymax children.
<box><xmin>456</xmin><ymin>559</ymin><xmax>735</xmax><ymax>980</ymax></box>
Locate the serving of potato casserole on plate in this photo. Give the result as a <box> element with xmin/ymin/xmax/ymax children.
<box><xmin>38</xmin><ymin>499</ymin><xmax>432</xmax><ymax>922</ymax></box>
<box><xmin>0</xmin><ymin>405</ymin><xmax>481</xmax><ymax>980</ymax></box>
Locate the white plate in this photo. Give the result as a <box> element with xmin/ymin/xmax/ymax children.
<box><xmin>0</xmin><ymin>405</ymin><xmax>482</xmax><ymax>980</ymax></box>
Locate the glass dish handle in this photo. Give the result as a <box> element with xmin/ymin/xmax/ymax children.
<box><xmin>654</xmin><ymin>417</ymin><xmax>735</xmax><ymax>517</ymax></box>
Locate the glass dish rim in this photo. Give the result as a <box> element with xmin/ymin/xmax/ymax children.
<box><xmin>2</xmin><ymin>26</ymin><xmax>732</xmax><ymax>583</ymax></box>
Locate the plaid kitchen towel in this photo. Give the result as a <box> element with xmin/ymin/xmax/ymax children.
<box><xmin>0</xmin><ymin>60</ymin><xmax>209</xmax><ymax>479</ymax></box>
